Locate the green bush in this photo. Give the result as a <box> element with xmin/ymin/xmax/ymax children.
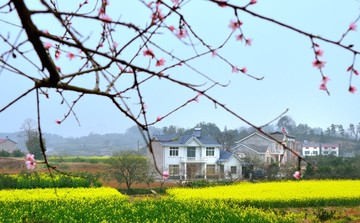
<box><xmin>0</xmin><ymin>150</ymin><xmax>11</xmax><ymax>157</ymax></box>
<box><xmin>313</xmin><ymin>208</ymin><xmax>336</xmax><ymax>222</ymax></box>
<box><xmin>0</xmin><ymin>172</ymin><xmax>102</xmax><ymax>189</ymax></box>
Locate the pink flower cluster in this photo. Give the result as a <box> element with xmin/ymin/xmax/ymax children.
<box><xmin>162</xmin><ymin>170</ymin><xmax>169</xmax><ymax>180</ymax></box>
<box><xmin>293</xmin><ymin>171</ymin><xmax>301</xmax><ymax>180</ymax></box>
<box><xmin>25</xmin><ymin>154</ymin><xmax>36</xmax><ymax>170</ymax></box>
<box><xmin>347</xmin><ymin>65</ymin><xmax>358</xmax><ymax>94</ymax></box>
<box><xmin>142</xmin><ymin>49</ymin><xmax>166</xmax><ymax>67</ymax></box>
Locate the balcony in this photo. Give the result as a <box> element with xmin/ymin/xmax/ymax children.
<box><xmin>181</xmin><ymin>157</ymin><xmax>208</xmax><ymax>163</ymax></box>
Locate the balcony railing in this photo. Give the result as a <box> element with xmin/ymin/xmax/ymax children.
<box><xmin>181</xmin><ymin>157</ymin><xmax>208</xmax><ymax>163</ymax></box>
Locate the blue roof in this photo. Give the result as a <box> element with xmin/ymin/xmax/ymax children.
<box><xmin>154</xmin><ymin>129</ymin><xmax>221</xmax><ymax>146</ymax></box>
<box><xmin>219</xmin><ymin>149</ymin><xmax>232</xmax><ymax>160</ymax></box>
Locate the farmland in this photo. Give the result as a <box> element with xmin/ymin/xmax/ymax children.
<box><xmin>1</xmin><ymin>157</ymin><xmax>360</xmax><ymax>222</ymax></box>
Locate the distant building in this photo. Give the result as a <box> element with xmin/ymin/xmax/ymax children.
<box><xmin>149</xmin><ymin>128</ymin><xmax>242</xmax><ymax>180</ymax></box>
<box><xmin>0</xmin><ymin>137</ymin><xmax>17</xmax><ymax>152</ymax></box>
<box><xmin>302</xmin><ymin>142</ymin><xmax>339</xmax><ymax>157</ymax></box>
<box><xmin>232</xmin><ymin>131</ymin><xmax>301</xmax><ymax>166</ymax></box>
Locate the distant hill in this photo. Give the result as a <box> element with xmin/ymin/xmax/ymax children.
<box><xmin>0</xmin><ymin>126</ymin><xmax>162</xmax><ymax>156</ymax></box>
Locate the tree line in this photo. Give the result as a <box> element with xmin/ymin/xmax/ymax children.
<box><xmin>161</xmin><ymin>116</ymin><xmax>360</xmax><ymax>153</ymax></box>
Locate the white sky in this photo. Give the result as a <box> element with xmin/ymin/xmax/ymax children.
<box><xmin>0</xmin><ymin>0</ymin><xmax>360</xmax><ymax>137</ymax></box>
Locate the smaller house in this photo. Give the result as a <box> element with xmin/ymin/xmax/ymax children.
<box><xmin>302</xmin><ymin>142</ymin><xmax>339</xmax><ymax>157</ymax></box>
<box><xmin>149</xmin><ymin>128</ymin><xmax>242</xmax><ymax>180</ymax></box>
<box><xmin>0</xmin><ymin>137</ymin><xmax>17</xmax><ymax>152</ymax></box>
<box><xmin>232</xmin><ymin>131</ymin><xmax>300</xmax><ymax>166</ymax></box>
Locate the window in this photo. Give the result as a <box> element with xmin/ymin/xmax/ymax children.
<box><xmin>187</xmin><ymin>147</ymin><xmax>196</xmax><ymax>157</ymax></box>
<box><xmin>206</xmin><ymin>147</ymin><xmax>215</xmax><ymax>156</ymax></box>
<box><xmin>169</xmin><ymin>147</ymin><xmax>179</xmax><ymax>156</ymax></box>
<box><xmin>313</xmin><ymin>151</ymin><xmax>318</xmax><ymax>155</ymax></box>
<box><xmin>207</xmin><ymin>165</ymin><xmax>216</xmax><ymax>175</ymax></box>
<box><xmin>230</xmin><ymin>166</ymin><xmax>237</xmax><ymax>174</ymax></box>
<box><xmin>304</xmin><ymin>151</ymin><xmax>310</xmax><ymax>155</ymax></box>
<box><xmin>169</xmin><ymin>165</ymin><xmax>179</xmax><ymax>175</ymax></box>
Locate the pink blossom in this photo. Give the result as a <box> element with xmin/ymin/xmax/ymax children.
<box><xmin>354</xmin><ymin>69</ymin><xmax>359</xmax><ymax>75</ymax></box>
<box><xmin>56</xmin><ymin>66</ymin><xmax>61</xmax><ymax>72</ymax></box>
<box><xmin>26</xmin><ymin>153</ymin><xmax>35</xmax><ymax>162</ymax></box>
<box><xmin>156</xmin><ymin>116</ymin><xmax>162</xmax><ymax>121</ymax></box>
<box><xmin>55</xmin><ymin>50</ymin><xmax>61</xmax><ymax>60</ymax></box>
<box><xmin>245</xmin><ymin>38</ymin><xmax>252</xmax><ymax>46</ymax></box>
<box><xmin>168</xmin><ymin>25</ymin><xmax>175</xmax><ymax>32</ymax></box>
<box><xmin>176</xmin><ymin>29</ymin><xmax>188</xmax><ymax>39</ymax></box>
<box><xmin>236</xmin><ymin>34</ymin><xmax>243</xmax><ymax>41</ymax></box>
<box><xmin>143</xmin><ymin>49</ymin><xmax>155</xmax><ymax>58</ymax></box>
<box><xmin>112</xmin><ymin>41</ymin><xmax>118</xmax><ymax>49</ymax></box>
<box><xmin>322</xmin><ymin>76</ymin><xmax>330</xmax><ymax>84</ymax></box>
<box><xmin>232</xmin><ymin>66</ymin><xmax>238</xmax><ymax>73</ymax></box>
<box><xmin>315</xmin><ymin>49</ymin><xmax>324</xmax><ymax>56</ymax></box>
<box><xmin>55</xmin><ymin>120</ymin><xmax>61</xmax><ymax>124</ymax></box>
<box><xmin>172</xmin><ymin>0</ymin><xmax>180</xmax><ymax>7</ymax></box>
<box><xmin>194</xmin><ymin>96</ymin><xmax>199</xmax><ymax>103</ymax></box>
<box><xmin>156</xmin><ymin>58</ymin><xmax>166</xmax><ymax>66</ymax></box>
<box><xmin>216</xmin><ymin>0</ymin><xmax>227</xmax><ymax>7</ymax></box>
<box><xmin>211</xmin><ymin>50</ymin><xmax>217</xmax><ymax>57</ymax></box>
<box><xmin>349</xmin><ymin>85</ymin><xmax>357</xmax><ymax>93</ymax></box>
<box><xmin>293</xmin><ymin>171</ymin><xmax>301</xmax><ymax>180</ymax></box>
<box><xmin>67</xmin><ymin>52</ymin><xmax>75</xmax><ymax>60</ymax></box>
<box><xmin>26</xmin><ymin>161</ymin><xmax>36</xmax><ymax>170</ymax></box>
<box><xmin>25</xmin><ymin>154</ymin><xmax>36</xmax><ymax>170</ymax></box>
<box><xmin>44</xmin><ymin>42</ymin><xmax>52</xmax><ymax>49</ymax></box>
<box><xmin>99</xmin><ymin>14</ymin><xmax>112</xmax><ymax>23</ymax></box>
<box><xmin>249</xmin><ymin>0</ymin><xmax>257</xmax><ymax>4</ymax></box>
<box><xmin>240</xmin><ymin>67</ymin><xmax>247</xmax><ymax>73</ymax></box>
<box><xmin>162</xmin><ymin>170</ymin><xmax>169</xmax><ymax>180</ymax></box>
<box><xmin>229</xmin><ymin>20</ymin><xmax>243</xmax><ymax>31</ymax></box>
<box><xmin>319</xmin><ymin>83</ymin><xmax>327</xmax><ymax>91</ymax></box>
<box><xmin>312</xmin><ymin>60</ymin><xmax>326</xmax><ymax>69</ymax></box>
<box><xmin>347</xmin><ymin>65</ymin><xmax>353</xmax><ymax>72</ymax></box>
<box><xmin>43</xmin><ymin>29</ymin><xmax>49</xmax><ymax>34</ymax></box>
<box><xmin>349</xmin><ymin>23</ymin><xmax>357</xmax><ymax>31</ymax></box>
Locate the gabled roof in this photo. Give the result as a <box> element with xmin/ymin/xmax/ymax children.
<box><xmin>236</xmin><ymin>131</ymin><xmax>274</xmax><ymax>144</ymax></box>
<box><xmin>234</xmin><ymin>144</ymin><xmax>268</xmax><ymax>154</ymax></box>
<box><xmin>236</xmin><ymin>130</ymin><xmax>295</xmax><ymax>145</ymax></box>
<box><xmin>218</xmin><ymin>149</ymin><xmax>241</xmax><ymax>162</ymax></box>
<box><xmin>0</xmin><ymin>138</ymin><xmax>16</xmax><ymax>144</ymax></box>
<box><xmin>154</xmin><ymin>129</ymin><xmax>221</xmax><ymax>147</ymax></box>
<box><xmin>270</xmin><ymin>131</ymin><xmax>295</xmax><ymax>141</ymax></box>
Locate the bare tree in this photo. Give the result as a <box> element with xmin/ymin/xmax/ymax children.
<box><xmin>110</xmin><ymin>150</ymin><xmax>149</xmax><ymax>190</ymax></box>
<box><xmin>21</xmin><ymin>118</ymin><xmax>46</xmax><ymax>158</ymax></box>
<box><xmin>0</xmin><ymin>0</ymin><xmax>359</xmax><ymax>174</ymax></box>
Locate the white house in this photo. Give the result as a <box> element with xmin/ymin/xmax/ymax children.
<box><xmin>302</xmin><ymin>142</ymin><xmax>339</xmax><ymax>157</ymax></box>
<box><xmin>149</xmin><ymin>128</ymin><xmax>242</xmax><ymax>180</ymax></box>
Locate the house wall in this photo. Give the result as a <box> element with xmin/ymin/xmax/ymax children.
<box><xmin>0</xmin><ymin>140</ymin><xmax>17</xmax><ymax>152</ymax></box>
<box><xmin>302</xmin><ymin>144</ymin><xmax>339</xmax><ymax>157</ymax></box>
<box><xmin>148</xmin><ymin>141</ymin><xmax>165</xmax><ymax>172</ymax></box>
<box><xmin>223</xmin><ymin>156</ymin><xmax>242</xmax><ymax>179</ymax></box>
<box><xmin>302</xmin><ymin>146</ymin><xmax>320</xmax><ymax>156</ymax></box>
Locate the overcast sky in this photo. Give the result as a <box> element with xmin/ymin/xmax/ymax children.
<box><xmin>1</xmin><ymin>0</ymin><xmax>360</xmax><ymax>137</ymax></box>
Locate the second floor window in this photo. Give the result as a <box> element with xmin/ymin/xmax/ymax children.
<box><xmin>206</xmin><ymin>147</ymin><xmax>215</xmax><ymax>156</ymax></box>
<box><xmin>187</xmin><ymin>147</ymin><xmax>196</xmax><ymax>158</ymax></box>
<box><xmin>169</xmin><ymin>147</ymin><xmax>179</xmax><ymax>156</ymax></box>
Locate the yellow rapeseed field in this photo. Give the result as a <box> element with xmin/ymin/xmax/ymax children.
<box><xmin>167</xmin><ymin>180</ymin><xmax>360</xmax><ymax>207</ymax></box>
